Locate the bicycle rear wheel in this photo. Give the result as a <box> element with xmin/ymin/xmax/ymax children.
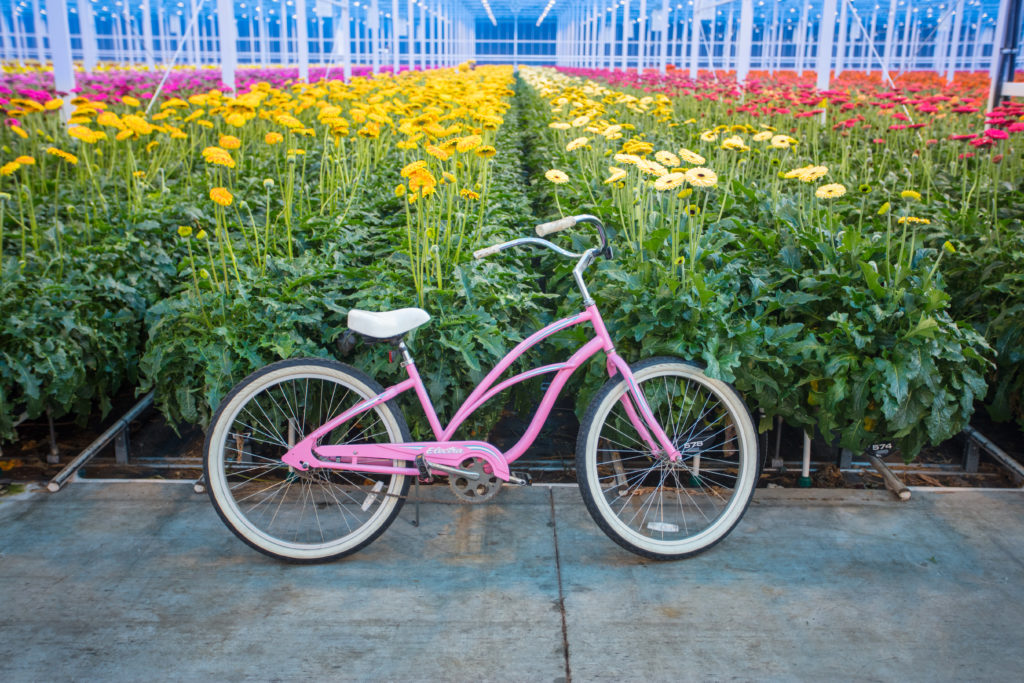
<box><xmin>204</xmin><ymin>358</ymin><xmax>411</xmax><ymax>563</ymax></box>
<box><xmin>576</xmin><ymin>357</ymin><xmax>759</xmax><ymax>560</ymax></box>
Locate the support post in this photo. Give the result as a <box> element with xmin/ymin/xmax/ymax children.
<box><xmin>724</xmin><ymin>6</ymin><xmax>733</xmax><ymax>72</ymax></box>
<box><xmin>33</xmin><ymin>0</ymin><xmax>46</xmax><ymax>64</ymax></box>
<box><xmin>947</xmin><ymin>0</ymin><xmax>964</xmax><ymax>82</ymax></box>
<box><xmin>637</xmin><ymin>0</ymin><xmax>646</xmax><ymax>73</ymax></box>
<box><xmin>80</xmin><ymin>0</ymin><xmax>98</xmax><ymax>71</ymax></box>
<box><xmin>513</xmin><ymin>11</ymin><xmax>518</xmax><ymax>71</ymax></box>
<box><xmin>816</xmin><ymin>0</ymin><xmax>837</xmax><ymax>91</ymax></box>
<box><xmin>408</xmin><ymin>0</ymin><xmax>415</xmax><ymax>71</ymax></box>
<box><xmin>835</xmin><ymin>0</ymin><xmax>848</xmax><ymax>76</ymax></box>
<box><xmin>689</xmin><ymin>7</ymin><xmax>699</xmax><ymax>78</ymax></box>
<box><xmin>48</xmin><ymin>0</ymin><xmax>75</xmax><ymax>121</ymax></box>
<box><xmin>608</xmin><ymin>3</ymin><xmax>617</xmax><ymax>70</ymax></box>
<box><xmin>881</xmin><ymin>0</ymin><xmax>897</xmax><ymax>79</ymax></box>
<box><xmin>736</xmin><ymin>0</ymin><xmax>752</xmax><ymax>85</ymax></box>
<box><xmin>341</xmin><ymin>0</ymin><xmax>351</xmax><ymax>79</ymax></box>
<box><xmin>216</xmin><ymin>0</ymin><xmax>237</xmax><ymax>90</ymax></box>
<box><xmin>368</xmin><ymin>0</ymin><xmax>378</xmax><ymax>72</ymax></box>
<box><xmin>988</xmin><ymin>0</ymin><xmax>1022</xmax><ymax>109</ymax></box>
<box><xmin>796</xmin><ymin>0</ymin><xmax>808</xmax><ymax>75</ymax></box>
<box><xmin>621</xmin><ymin>0</ymin><xmax>629</xmax><ymax>71</ymax></box>
<box><xmin>294</xmin><ymin>0</ymin><xmax>308</xmax><ymax>78</ymax></box>
<box><xmin>658</xmin><ymin>7</ymin><xmax>668</xmax><ymax>73</ymax></box>
<box><xmin>141</xmin><ymin>0</ymin><xmax>155</xmax><ymax>67</ymax></box>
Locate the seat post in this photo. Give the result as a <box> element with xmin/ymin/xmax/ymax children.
<box><xmin>398</xmin><ymin>340</ymin><xmax>416</xmax><ymax>367</ymax></box>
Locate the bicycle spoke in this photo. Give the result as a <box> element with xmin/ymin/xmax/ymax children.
<box><xmin>579</xmin><ymin>361</ymin><xmax>758</xmax><ymax>558</ymax></box>
<box><xmin>206</xmin><ymin>362</ymin><xmax>410</xmax><ymax>560</ymax></box>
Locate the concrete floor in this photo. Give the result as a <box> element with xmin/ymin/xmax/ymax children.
<box><xmin>1</xmin><ymin>482</ymin><xmax>1022</xmax><ymax>682</ymax></box>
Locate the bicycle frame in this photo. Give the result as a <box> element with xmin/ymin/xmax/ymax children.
<box><xmin>281</xmin><ymin>303</ymin><xmax>682</xmax><ymax>480</ymax></box>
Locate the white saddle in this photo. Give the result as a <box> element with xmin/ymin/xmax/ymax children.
<box><xmin>347</xmin><ymin>308</ymin><xmax>431</xmax><ymax>339</ymax></box>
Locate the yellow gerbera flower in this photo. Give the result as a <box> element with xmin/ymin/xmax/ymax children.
<box><xmin>799</xmin><ymin>166</ymin><xmax>828</xmax><ymax>182</ymax></box>
<box><xmin>900</xmin><ymin>190</ymin><xmax>922</xmax><ymax>201</ymax></box>
<box><xmin>425</xmin><ymin>144</ymin><xmax>450</xmax><ymax>161</ymax></box>
<box><xmin>545</xmin><ymin>169</ymin><xmax>569</xmax><ymax>184</ymax></box>
<box><xmin>721</xmin><ymin>135</ymin><xmax>750</xmax><ymax>152</ymax></box>
<box><xmin>45</xmin><ymin>147</ymin><xmax>79</xmax><ymax>165</ymax></box>
<box><xmin>684</xmin><ymin>167</ymin><xmax>718</xmax><ymax>188</ymax></box>
<box><xmin>896</xmin><ymin>216</ymin><xmax>931</xmax><ymax>224</ymax></box>
<box><xmin>770</xmin><ymin>134</ymin><xmax>797</xmax><ymax>149</ymax></box>
<box><xmin>209</xmin><ymin>187</ymin><xmax>234</xmax><ymax>207</ymax></box>
<box><xmin>604</xmin><ymin>167</ymin><xmax>627</xmax><ymax>184</ymax></box>
<box><xmin>566</xmin><ymin>136</ymin><xmax>589</xmax><ymax>152</ymax></box>
<box><xmin>0</xmin><ymin>161</ymin><xmax>21</xmax><ymax>176</ymax></box>
<box><xmin>400</xmin><ymin>159</ymin><xmax>428</xmax><ymax>178</ymax></box>
<box><xmin>784</xmin><ymin>164</ymin><xmax>828</xmax><ymax>182</ymax></box>
<box><xmin>460</xmin><ymin>188</ymin><xmax>480</xmax><ymax>200</ymax></box>
<box><xmin>201</xmin><ymin>146</ymin><xmax>236</xmax><ymax>169</ymax></box>
<box><xmin>456</xmin><ymin>134</ymin><xmax>482</xmax><ymax>152</ymax></box>
<box><xmin>677</xmin><ymin>148</ymin><xmax>705</xmax><ymax>165</ymax></box>
<box><xmin>408</xmin><ymin>167</ymin><xmax>437</xmax><ymax>193</ymax></box>
<box><xmin>654</xmin><ymin>150</ymin><xmax>680</xmax><ymax>167</ymax></box>
<box><xmin>653</xmin><ymin>172</ymin><xmax>687</xmax><ymax>191</ymax></box>
<box><xmin>67</xmin><ymin>126</ymin><xmax>106</xmax><ymax>143</ymax></box>
<box><xmin>14</xmin><ymin>155</ymin><xmax>35</xmax><ymax>165</ymax></box>
<box><xmin>219</xmin><ymin>135</ymin><xmax>242</xmax><ymax>150</ymax></box>
<box><xmin>637</xmin><ymin>159</ymin><xmax>669</xmax><ymax>177</ymax></box>
<box><xmin>122</xmin><ymin>114</ymin><xmax>153</xmax><ymax>136</ymax></box>
<box><xmin>815</xmin><ymin>183</ymin><xmax>847</xmax><ymax>199</ymax></box>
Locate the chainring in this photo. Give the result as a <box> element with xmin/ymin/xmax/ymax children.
<box><xmin>448</xmin><ymin>458</ymin><xmax>503</xmax><ymax>503</ymax></box>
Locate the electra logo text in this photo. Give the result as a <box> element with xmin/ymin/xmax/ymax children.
<box><xmin>425</xmin><ymin>447</ymin><xmax>464</xmax><ymax>455</ymax></box>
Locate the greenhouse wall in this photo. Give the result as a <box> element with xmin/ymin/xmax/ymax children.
<box><xmin>2</xmin><ymin>1</ymin><xmax>1021</xmax><ymax>84</ymax></box>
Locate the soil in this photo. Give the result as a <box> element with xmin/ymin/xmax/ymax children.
<box><xmin>2</xmin><ymin>390</ymin><xmax>1022</xmax><ymax>494</ymax></box>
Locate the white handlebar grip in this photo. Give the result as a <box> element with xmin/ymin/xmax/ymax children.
<box><xmin>473</xmin><ymin>244</ymin><xmax>502</xmax><ymax>259</ymax></box>
<box><xmin>535</xmin><ymin>215</ymin><xmax>578</xmax><ymax>236</ymax></box>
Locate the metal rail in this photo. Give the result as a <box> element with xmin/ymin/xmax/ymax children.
<box><xmin>47</xmin><ymin>392</ymin><xmax>155</xmax><ymax>492</ymax></box>
<box><xmin>963</xmin><ymin>425</ymin><xmax>1024</xmax><ymax>485</ymax></box>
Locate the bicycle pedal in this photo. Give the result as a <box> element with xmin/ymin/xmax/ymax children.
<box><xmin>508</xmin><ymin>471</ymin><xmax>532</xmax><ymax>486</ymax></box>
<box><xmin>415</xmin><ymin>455</ymin><xmax>434</xmax><ymax>484</ymax></box>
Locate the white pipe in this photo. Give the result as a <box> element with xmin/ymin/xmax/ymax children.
<box><xmin>47</xmin><ymin>0</ymin><xmax>75</xmax><ymax>122</ymax></box>
<box><xmin>296</xmin><ymin>0</ymin><xmax>309</xmax><ymax>79</ymax></box>
<box><xmin>800</xmin><ymin>432</ymin><xmax>812</xmax><ymax>487</ymax></box>
<box><xmin>816</xmin><ymin>0</ymin><xmax>837</xmax><ymax>90</ymax></box>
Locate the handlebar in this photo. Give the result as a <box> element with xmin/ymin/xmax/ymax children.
<box><xmin>535</xmin><ymin>216</ymin><xmax>578</xmax><ymax>236</ymax></box>
<box><xmin>473</xmin><ymin>213</ymin><xmax>608</xmax><ymax>307</ymax></box>
<box><xmin>474</xmin><ymin>213</ymin><xmax>611</xmax><ymax>261</ymax></box>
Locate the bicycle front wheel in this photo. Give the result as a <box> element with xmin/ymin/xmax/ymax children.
<box><xmin>576</xmin><ymin>357</ymin><xmax>759</xmax><ymax>560</ymax></box>
<box><xmin>204</xmin><ymin>358</ymin><xmax>411</xmax><ymax>563</ymax></box>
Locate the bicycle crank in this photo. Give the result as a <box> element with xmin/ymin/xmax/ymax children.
<box><xmin>447</xmin><ymin>458</ymin><xmax>502</xmax><ymax>503</ymax></box>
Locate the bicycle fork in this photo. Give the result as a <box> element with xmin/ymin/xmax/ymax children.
<box><xmin>605</xmin><ymin>353</ymin><xmax>682</xmax><ymax>463</ymax></box>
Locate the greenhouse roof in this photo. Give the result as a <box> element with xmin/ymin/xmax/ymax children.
<box><xmin>8</xmin><ymin>0</ymin><xmax>1007</xmax><ymax>30</ymax></box>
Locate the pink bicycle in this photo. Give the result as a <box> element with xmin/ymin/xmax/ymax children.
<box><xmin>203</xmin><ymin>214</ymin><xmax>759</xmax><ymax>562</ymax></box>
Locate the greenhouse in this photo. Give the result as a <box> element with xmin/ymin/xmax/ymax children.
<box><xmin>0</xmin><ymin>0</ymin><xmax>1023</xmax><ymax>676</ymax></box>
